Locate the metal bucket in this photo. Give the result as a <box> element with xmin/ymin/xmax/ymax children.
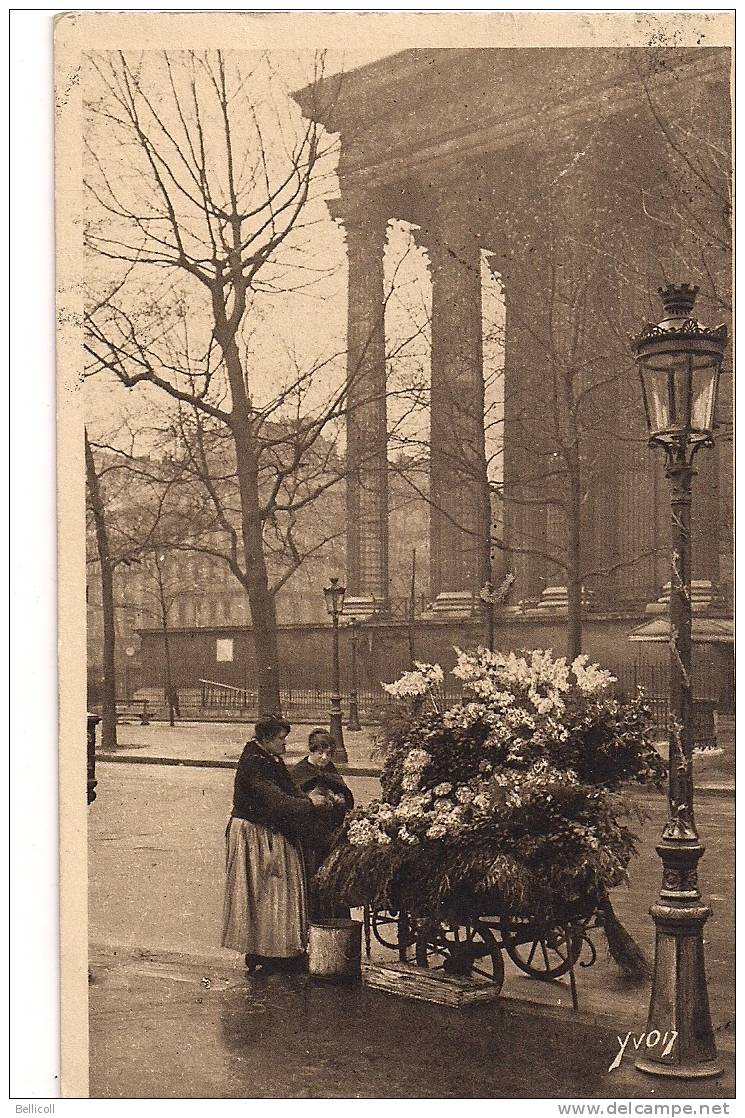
<box><xmin>308</xmin><ymin>919</ymin><xmax>362</xmax><ymax>981</ymax></box>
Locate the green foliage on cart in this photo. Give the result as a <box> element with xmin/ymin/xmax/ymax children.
<box><xmin>317</xmin><ymin>648</ymin><xmax>666</xmax><ymax>966</ymax></box>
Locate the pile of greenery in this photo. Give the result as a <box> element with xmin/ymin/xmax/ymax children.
<box><xmin>319</xmin><ymin>649</ymin><xmax>665</xmax><ymax>942</ymax></box>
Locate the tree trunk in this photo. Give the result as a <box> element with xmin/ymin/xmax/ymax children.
<box><xmin>84</xmin><ymin>431</ymin><xmax>118</xmax><ymax>751</ymax></box>
<box><xmin>566</xmin><ymin>463</ymin><xmax>583</xmax><ymax>662</ymax></box>
<box><xmin>232</xmin><ymin>396</ymin><xmax>281</xmax><ymax>716</ymax></box>
<box><xmin>239</xmin><ymin>503</ymin><xmax>281</xmax><ymax>715</ymax></box>
<box><xmin>216</xmin><ymin>298</ymin><xmax>282</xmax><ymax>716</ymax></box>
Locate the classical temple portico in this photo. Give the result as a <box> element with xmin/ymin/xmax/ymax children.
<box><xmin>293</xmin><ymin>47</ymin><xmax>732</xmax><ymax>622</ymax></box>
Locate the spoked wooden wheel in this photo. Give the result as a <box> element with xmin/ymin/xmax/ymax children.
<box><xmin>420</xmin><ymin>921</ymin><xmax>505</xmax><ymax>992</ymax></box>
<box><xmin>502</xmin><ymin>920</ymin><xmax>582</xmax><ymax>980</ymax></box>
<box><xmin>371</xmin><ymin>910</ymin><xmax>417</xmax><ymax>952</ymax></box>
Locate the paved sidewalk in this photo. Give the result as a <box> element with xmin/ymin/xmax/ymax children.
<box><xmin>102</xmin><ymin>720</ymin><xmax>383</xmax><ymax>774</ymax></box>
<box><xmin>103</xmin><ymin>718</ymin><xmax>733</xmax><ymax>790</ymax></box>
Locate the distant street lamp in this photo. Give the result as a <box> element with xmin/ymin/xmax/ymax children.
<box><xmin>323</xmin><ymin>576</ymin><xmax>348</xmax><ymax>763</ymax></box>
<box><xmin>632</xmin><ymin>283</ymin><xmax>727</xmax><ymax>1079</ymax></box>
<box><xmin>347</xmin><ymin>618</ymin><xmax>362</xmax><ymax>732</ymax></box>
<box><xmin>124</xmin><ymin>644</ymin><xmax>136</xmax><ymax>700</ymax></box>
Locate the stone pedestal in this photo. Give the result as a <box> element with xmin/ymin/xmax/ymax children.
<box><xmin>343</xmin><ymin>595</ymin><xmax>385</xmax><ymax>621</ymax></box>
<box><xmin>429</xmin><ymin>590</ymin><xmax>479</xmax><ymax>619</ymax></box>
<box><xmin>645</xmin><ymin>580</ymin><xmax>717</xmax><ymax>615</ymax></box>
<box><xmin>523</xmin><ymin>585</ymin><xmax>594</xmax><ymax>615</ymax></box>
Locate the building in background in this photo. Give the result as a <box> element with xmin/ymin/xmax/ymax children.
<box><xmin>90</xmin><ymin>48</ymin><xmax>733</xmax><ymax>713</ymax></box>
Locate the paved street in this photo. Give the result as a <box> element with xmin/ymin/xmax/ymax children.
<box><xmin>89</xmin><ymin>761</ymin><xmax>735</xmax><ymax>1041</ymax></box>
<box><xmin>89</xmin><ymin>763</ymin><xmax>380</xmax><ymax>956</ymax></box>
<box><xmin>89</xmin><ymin>949</ymin><xmax>733</xmax><ymax>1099</ymax></box>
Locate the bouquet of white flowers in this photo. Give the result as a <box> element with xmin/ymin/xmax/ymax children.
<box><xmin>318</xmin><ymin>647</ymin><xmax>665</xmax><ymax>967</ymax></box>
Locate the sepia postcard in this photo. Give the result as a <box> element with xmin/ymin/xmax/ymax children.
<box><xmin>54</xmin><ymin>9</ymin><xmax>734</xmax><ymax>1102</ymax></box>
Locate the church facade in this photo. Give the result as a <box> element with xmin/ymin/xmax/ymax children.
<box><xmin>292</xmin><ymin>47</ymin><xmax>733</xmax><ymax>633</ymax></box>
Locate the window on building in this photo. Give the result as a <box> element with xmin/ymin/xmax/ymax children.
<box><xmin>216</xmin><ymin>638</ymin><xmax>234</xmax><ymax>662</ymax></box>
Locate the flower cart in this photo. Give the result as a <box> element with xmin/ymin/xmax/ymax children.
<box><xmin>317</xmin><ymin>650</ymin><xmax>666</xmax><ymax>1007</ymax></box>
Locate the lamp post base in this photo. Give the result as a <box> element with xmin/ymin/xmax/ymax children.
<box><xmin>329</xmin><ymin>702</ymin><xmax>348</xmax><ymax>764</ymax></box>
<box><xmin>636</xmin><ymin>1057</ymin><xmax>723</xmax><ymax>1080</ymax></box>
<box><xmin>347</xmin><ymin>692</ymin><xmax>362</xmax><ymax>732</ymax></box>
<box><xmin>635</xmin><ymin>840</ymin><xmax>721</xmax><ymax>1080</ymax></box>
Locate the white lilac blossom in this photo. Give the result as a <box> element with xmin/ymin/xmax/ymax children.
<box><xmin>348</xmin><ymin>817</ymin><xmax>390</xmax><ymax>846</ymax></box>
<box><xmin>382</xmin><ymin>661</ymin><xmax>444</xmax><ymax>701</ymax></box>
<box><xmin>425</xmin><ymin>821</ymin><xmax>449</xmax><ymax>840</ymax></box>
<box><xmin>571</xmin><ymin>654</ymin><xmax>616</xmax><ymax>694</ymax></box>
<box><xmin>344</xmin><ymin>646</ymin><xmax>638</xmax><ymax>851</ymax></box>
<box><xmin>402</xmin><ymin>748</ymin><xmax>432</xmax><ymax>773</ymax></box>
<box><xmin>395</xmin><ymin>793</ymin><xmax>432</xmax><ymax>823</ymax></box>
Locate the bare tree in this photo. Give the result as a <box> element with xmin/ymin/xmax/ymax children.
<box><xmin>85</xmin><ymin>424</ymin><xmax>182</xmax><ymax>745</ymax></box>
<box><xmin>83</xmin><ymin>50</ymin><xmax>347</xmax><ymax>714</ymax></box>
<box><xmin>85</xmin><ymin>429</ymin><xmax>119</xmax><ymax>750</ymax></box>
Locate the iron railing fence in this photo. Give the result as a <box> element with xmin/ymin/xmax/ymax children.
<box><xmin>611</xmin><ymin>661</ymin><xmax>672</xmax><ymax>730</ymax></box>
<box><xmin>193</xmin><ymin>680</ymin><xmax>391</xmax><ymax>724</ymax></box>
<box><xmin>123</xmin><ymin>659</ymin><xmax>696</xmax><ymax>731</ymax></box>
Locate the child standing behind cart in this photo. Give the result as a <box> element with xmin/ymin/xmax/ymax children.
<box><xmin>291</xmin><ymin>728</ymin><xmax>354</xmax><ymax>919</ymax></box>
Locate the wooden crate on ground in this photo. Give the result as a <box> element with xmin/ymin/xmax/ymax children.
<box><xmin>362</xmin><ymin>961</ymin><xmax>502</xmax><ymax>1007</ymax></box>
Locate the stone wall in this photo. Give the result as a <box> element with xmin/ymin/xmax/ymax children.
<box><xmin>138</xmin><ymin>613</ymin><xmax>730</xmax><ymax>706</ymax></box>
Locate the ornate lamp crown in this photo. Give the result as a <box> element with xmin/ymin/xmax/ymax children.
<box><xmin>633</xmin><ymin>286</ymin><xmax>727</xmax><ymax>348</ymax></box>
<box><xmin>659</xmin><ymin>283</ymin><xmax>699</xmax><ymax>320</ymax></box>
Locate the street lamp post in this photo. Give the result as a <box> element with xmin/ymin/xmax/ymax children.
<box><xmin>347</xmin><ymin>618</ymin><xmax>362</xmax><ymax>731</ymax></box>
<box><xmin>87</xmin><ymin>712</ymin><xmax>100</xmax><ymax>805</ymax></box>
<box><xmin>323</xmin><ymin>576</ymin><xmax>348</xmax><ymax>763</ymax></box>
<box><xmin>632</xmin><ymin>284</ymin><xmax>727</xmax><ymax>1079</ymax></box>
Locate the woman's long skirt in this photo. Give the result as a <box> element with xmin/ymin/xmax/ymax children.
<box><xmin>221</xmin><ymin>817</ymin><xmax>308</xmax><ymax>958</ymax></box>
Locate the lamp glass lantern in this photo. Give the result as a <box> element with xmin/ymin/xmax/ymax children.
<box><xmin>633</xmin><ymin>284</ymin><xmax>726</xmax><ymax>451</ymax></box>
<box><xmin>323</xmin><ymin>576</ymin><xmax>346</xmax><ymax>618</ymax></box>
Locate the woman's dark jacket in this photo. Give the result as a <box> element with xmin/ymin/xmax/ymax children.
<box><xmin>230</xmin><ymin>740</ymin><xmax>325</xmax><ymax>842</ymax></box>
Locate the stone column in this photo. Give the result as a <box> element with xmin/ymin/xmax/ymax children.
<box><xmin>330</xmin><ymin>199</ymin><xmax>390</xmax><ymax>617</ymax></box>
<box><xmin>500</xmin><ymin>273</ymin><xmax>550</xmax><ymax>606</ymax></box>
<box><xmin>422</xmin><ymin>219</ymin><xmax>491</xmax><ymax>614</ymax></box>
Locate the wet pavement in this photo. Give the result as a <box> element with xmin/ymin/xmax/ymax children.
<box><xmin>89</xmin><ymin>949</ymin><xmax>734</xmax><ymax>1098</ymax></box>
<box><xmin>89</xmin><ymin>762</ymin><xmax>735</xmax><ymax>1064</ymax></box>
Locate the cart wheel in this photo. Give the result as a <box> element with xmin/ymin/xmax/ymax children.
<box><xmin>371</xmin><ymin>909</ymin><xmax>416</xmax><ymax>952</ymax></box>
<box><xmin>425</xmin><ymin>922</ymin><xmax>505</xmax><ymax>992</ymax></box>
<box><xmin>502</xmin><ymin>920</ymin><xmax>582</xmax><ymax>980</ymax></box>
